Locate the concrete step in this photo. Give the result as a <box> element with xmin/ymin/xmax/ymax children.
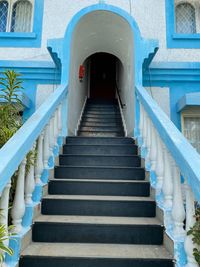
<box><xmin>48</xmin><ymin>179</ymin><xmax>149</xmax><ymax>196</ymax></box>
<box><xmin>32</xmin><ymin>216</ymin><xmax>164</xmax><ymax>244</ymax></box>
<box><xmin>54</xmin><ymin>166</ymin><xmax>145</xmax><ymax>180</ymax></box>
<box><xmin>42</xmin><ymin>195</ymin><xmax>155</xmax><ymax>217</ymax></box>
<box><xmin>81</xmin><ymin>122</ymin><xmax>122</xmax><ymax>127</ymax></box>
<box><xmin>63</xmin><ymin>144</ymin><xmax>137</xmax><ymax>155</ymax></box>
<box><xmin>82</xmin><ymin>114</ymin><xmax>122</xmax><ymax>119</ymax></box>
<box><xmin>59</xmin><ymin>154</ymin><xmax>141</xmax><ymax>167</ymax></box>
<box><xmin>81</xmin><ymin>117</ymin><xmax>123</xmax><ymax>123</ymax></box>
<box><xmin>79</xmin><ymin>126</ymin><xmax>123</xmax><ymax>132</ymax></box>
<box><xmin>84</xmin><ymin>111</ymin><xmax>121</xmax><ymax>115</ymax></box>
<box><xmin>20</xmin><ymin>243</ymin><xmax>174</xmax><ymax>267</ymax></box>
<box><xmin>78</xmin><ymin>131</ymin><xmax>124</xmax><ymax>137</ymax></box>
<box><xmin>66</xmin><ymin>137</ymin><xmax>134</xmax><ymax>145</ymax></box>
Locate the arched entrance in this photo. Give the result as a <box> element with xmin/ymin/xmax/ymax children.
<box><xmin>66</xmin><ymin>9</ymin><xmax>134</xmax><ymax>135</ymax></box>
<box><xmin>48</xmin><ymin>4</ymin><xmax>158</xmax><ymax>136</ymax></box>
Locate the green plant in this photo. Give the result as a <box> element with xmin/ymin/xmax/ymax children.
<box><xmin>0</xmin><ymin>224</ymin><xmax>14</xmax><ymax>264</ymax></box>
<box><xmin>187</xmin><ymin>207</ymin><xmax>200</xmax><ymax>264</ymax></box>
<box><xmin>0</xmin><ymin>70</ymin><xmax>23</xmax><ymax>148</ymax></box>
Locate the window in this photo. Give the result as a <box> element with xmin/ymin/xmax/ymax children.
<box><xmin>175</xmin><ymin>3</ymin><xmax>196</xmax><ymax>34</ymax></box>
<box><xmin>183</xmin><ymin>115</ymin><xmax>200</xmax><ymax>153</ymax></box>
<box><xmin>0</xmin><ymin>0</ymin><xmax>33</xmax><ymax>32</ymax></box>
<box><xmin>166</xmin><ymin>0</ymin><xmax>200</xmax><ymax>48</ymax></box>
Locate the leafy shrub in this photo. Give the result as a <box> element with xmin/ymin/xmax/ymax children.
<box><xmin>187</xmin><ymin>207</ymin><xmax>200</xmax><ymax>265</ymax></box>
<box><xmin>0</xmin><ymin>70</ymin><xmax>23</xmax><ymax>148</ymax></box>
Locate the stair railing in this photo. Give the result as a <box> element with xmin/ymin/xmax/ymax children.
<box><xmin>135</xmin><ymin>85</ymin><xmax>200</xmax><ymax>267</ymax></box>
<box><xmin>0</xmin><ymin>84</ymin><xmax>68</xmax><ymax>264</ymax></box>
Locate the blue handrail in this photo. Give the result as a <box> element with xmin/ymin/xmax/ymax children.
<box><xmin>136</xmin><ymin>85</ymin><xmax>200</xmax><ymax>201</ymax></box>
<box><xmin>0</xmin><ymin>84</ymin><xmax>68</xmax><ymax>194</ymax></box>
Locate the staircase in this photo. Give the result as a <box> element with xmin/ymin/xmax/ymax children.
<box><xmin>19</xmin><ymin>99</ymin><xmax>174</xmax><ymax>267</ymax></box>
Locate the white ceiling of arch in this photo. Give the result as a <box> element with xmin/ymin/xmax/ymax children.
<box><xmin>71</xmin><ymin>10</ymin><xmax>134</xmax><ymax>66</ymax></box>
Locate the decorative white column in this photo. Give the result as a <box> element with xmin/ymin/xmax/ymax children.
<box><xmin>58</xmin><ymin>104</ymin><xmax>62</xmax><ymax>136</ymax></box>
<box><xmin>184</xmin><ymin>183</ymin><xmax>198</xmax><ymax>267</ymax></box>
<box><xmin>43</xmin><ymin>124</ymin><xmax>50</xmax><ymax>169</ymax></box>
<box><xmin>155</xmin><ymin>134</ymin><xmax>164</xmax><ymax>193</ymax></box>
<box><xmin>54</xmin><ymin>109</ymin><xmax>58</xmax><ymax>146</ymax></box>
<box><xmin>25</xmin><ymin>144</ymin><xmax>36</xmax><ymax>205</ymax></box>
<box><xmin>141</xmin><ymin>110</ymin><xmax>147</xmax><ymax>150</ymax></box>
<box><xmin>11</xmin><ymin>158</ymin><xmax>27</xmax><ymax>233</ymax></box>
<box><xmin>139</xmin><ymin>104</ymin><xmax>144</xmax><ymax>139</ymax></box>
<box><xmin>146</xmin><ymin>117</ymin><xmax>152</xmax><ymax>164</ymax></box>
<box><xmin>171</xmin><ymin>164</ymin><xmax>185</xmax><ymax>239</ymax></box>
<box><xmin>0</xmin><ymin>180</ymin><xmax>11</xmax><ymax>246</ymax></box>
<box><xmin>49</xmin><ymin>116</ymin><xmax>55</xmax><ymax>156</ymax></box>
<box><xmin>162</xmin><ymin>150</ymin><xmax>173</xmax><ymax>209</ymax></box>
<box><xmin>150</xmin><ymin>125</ymin><xmax>157</xmax><ymax>171</ymax></box>
<box><xmin>35</xmin><ymin>132</ymin><xmax>44</xmax><ymax>184</ymax></box>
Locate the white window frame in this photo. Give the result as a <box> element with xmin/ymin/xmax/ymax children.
<box><xmin>181</xmin><ymin>108</ymin><xmax>200</xmax><ymax>153</ymax></box>
<box><xmin>0</xmin><ymin>0</ymin><xmax>34</xmax><ymax>32</ymax></box>
<box><xmin>175</xmin><ymin>0</ymin><xmax>200</xmax><ymax>33</ymax></box>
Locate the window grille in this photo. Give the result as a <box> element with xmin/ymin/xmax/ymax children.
<box><xmin>183</xmin><ymin>116</ymin><xmax>200</xmax><ymax>154</ymax></box>
<box><xmin>175</xmin><ymin>3</ymin><xmax>196</xmax><ymax>34</ymax></box>
<box><xmin>0</xmin><ymin>0</ymin><xmax>33</xmax><ymax>32</ymax></box>
<box><xmin>11</xmin><ymin>0</ymin><xmax>32</xmax><ymax>32</ymax></box>
<box><xmin>0</xmin><ymin>1</ymin><xmax>8</xmax><ymax>32</ymax></box>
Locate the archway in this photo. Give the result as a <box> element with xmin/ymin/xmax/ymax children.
<box><xmin>67</xmin><ymin>9</ymin><xmax>134</xmax><ymax>135</ymax></box>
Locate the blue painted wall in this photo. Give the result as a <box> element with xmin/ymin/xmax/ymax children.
<box><xmin>143</xmin><ymin>62</ymin><xmax>200</xmax><ymax>131</ymax></box>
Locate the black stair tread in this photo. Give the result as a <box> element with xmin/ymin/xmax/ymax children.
<box><xmin>63</xmin><ymin>144</ymin><xmax>136</xmax><ymax>148</ymax></box>
<box><xmin>48</xmin><ymin>179</ymin><xmax>150</xmax><ymax>196</ymax></box>
<box><xmin>78</xmin><ymin>128</ymin><xmax>123</xmax><ymax>131</ymax></box>
<box><xmin>60</xmin><ymin>154</ymin><xmax>139</xmax><ymax>158</ymax></box>
<box><xmin>21</xmin><ymin>243</ymin><xmax>173</xmax><ymax>260</ymax></box>
<box><xmin>32</xmin><ymin>223</ymin><xmax>163</xmax><ymax>245</ymax></box>
<box><xmin>66</xmin><ymin>136</ymin><xmax>134</xmax><ymax>144</ymax></box>
<box><xmin>55</xmin><ymin>165</ymin><xmax>144</xmax><ymax>170</ymax></box>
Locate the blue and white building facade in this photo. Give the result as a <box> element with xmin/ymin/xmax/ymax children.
<box><xmin>0</xmin><ymin>1</ymin><xmax>200</xmax><ymax>266</ymax></box>
<box><xmin>0</xmin><ymin>0</ymin><xmax>200</xmax><ymax>150</ymax></box>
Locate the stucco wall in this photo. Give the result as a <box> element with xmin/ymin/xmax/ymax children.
<box><xmin>0</xmin><ymin>0</ymin><xmax>200</xmax><ymax>62</ymax></box>
<box><xmin>145</xmin><ymin>87</ymin><xmax>170</xmax><ymax>117</ymax></box>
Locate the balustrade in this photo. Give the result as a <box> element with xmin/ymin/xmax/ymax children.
<box><xmin>0</xmin><ymin>87</ymin><xmax>66</xmax><ymax>266</ymax></box>
<box><xmin>137</xmin><ymin>93</ymin><xmax>199</xmax><ymax>267</ymax></box>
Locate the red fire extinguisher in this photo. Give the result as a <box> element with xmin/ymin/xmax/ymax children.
<box><xmin>79</xmin><ymin>65</ymin><xmax>85</xmax><ymax>82</ymax></box>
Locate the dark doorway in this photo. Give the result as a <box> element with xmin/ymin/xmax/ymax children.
<box><xmin>90</xmin><ymin>53</ymin><xmax>116</xmax><ymax>100</ymax></box>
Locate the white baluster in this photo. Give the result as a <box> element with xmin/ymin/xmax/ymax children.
<box><xmin>150</xmin><ymin>125</ymin><xmax>157</xmax><ymax>171</ymax></box>
<box><xmin>25</xmin><ymin>144</ymin><xmax>36</xmax><ymax>205</ymax></box>
<box><xmin>35</xmin><ymin>132</ymin><xmax>44</xmax><ymax>184</ymax></box>
<box><xmin>0</xmin><ymin>181</ymin><xmax>11</xmax><ymax>229</ymax></box>
<box><xmin>54</xmin><ymin>109</ymin><xmax>58</xmax><ymax>146</ymax></box>
<box><xmin>139</xmin><ymin>104</ymin><xmax>144</xmax><ymax>139</ymax></box>
<box><xmin>43</xmin><ymin>124</ymin><xmax>50</xmax><ymax>169</ymax></box>
<box><xmin>141</xmin><ymin>110</ymin><xmax>147</xmax><ymax>150</ymax></box>
<box><xmin>171</xmin><ymin>164</ymin><xmax>185</xmax><ymax>239</ymax></box>
<box><xmin>58</xmin><ymin>104</ymin><xmax>62</xmax><ymax>136</ymax></box>
<box><xmin>162</xmin><ymin>150</ymin><xmax>173</xmax><ymax>209</ymax></box>
<box><xmin>11</xmin><ymin>158</ymin><xmax>27</xmax><ymax>233</ymax></box>
<box><xmin>184</xmin><ymin>183</ymin><xmax>198</xmax><ymax>267</ymax></box>
<box><xmin>146</xmin><ymin>117</ymin><xmax>152</xmax><ymax>164</ymax></box>
<box><xmin>155</xmin><ymin>134</ymin><xmax>164</xmax><ymax>192</ymax></box>
<box><xmin>49</xmin><ymin>115</ymin><xmax>55</xmax><ymax>156</ymax></box>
